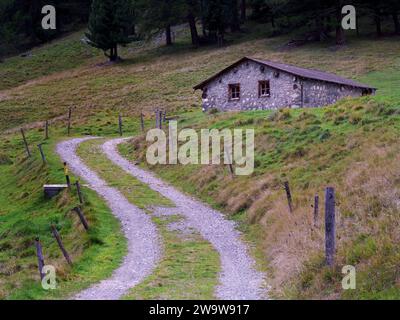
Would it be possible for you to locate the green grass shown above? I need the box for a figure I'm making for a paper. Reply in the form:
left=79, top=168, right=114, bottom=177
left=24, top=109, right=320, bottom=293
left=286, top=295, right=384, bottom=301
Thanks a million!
left=119, top=96, right=400, bottom=299
left=1, top=20, right=400, bottom=300
left=77, top=139, right=220, bottom=299
left=0, top=133, right=126, bottom=299
left=0, top=33, right=99, bottom=91
left=125, top=214, right=220, bottom=300
left=1, top=24, right=400, bottom=133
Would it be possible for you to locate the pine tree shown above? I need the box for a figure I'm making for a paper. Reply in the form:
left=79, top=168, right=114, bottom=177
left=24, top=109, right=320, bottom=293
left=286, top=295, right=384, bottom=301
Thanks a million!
left=135, top=0, right=185, bottom=46
left=86, top=0, right=134, bottom=61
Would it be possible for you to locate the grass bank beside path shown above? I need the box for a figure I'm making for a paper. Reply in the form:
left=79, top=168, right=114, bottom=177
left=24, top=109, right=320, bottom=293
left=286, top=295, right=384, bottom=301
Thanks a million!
left=77, top=139, right=220, bottom=300
left=0, top=133, right=126, bottom=299
left=119, top=96, right=400, bottom=299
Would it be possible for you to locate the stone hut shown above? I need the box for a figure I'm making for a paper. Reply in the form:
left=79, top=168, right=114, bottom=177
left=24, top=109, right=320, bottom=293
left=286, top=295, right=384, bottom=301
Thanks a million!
left=193, top=57, right=376, bottom=112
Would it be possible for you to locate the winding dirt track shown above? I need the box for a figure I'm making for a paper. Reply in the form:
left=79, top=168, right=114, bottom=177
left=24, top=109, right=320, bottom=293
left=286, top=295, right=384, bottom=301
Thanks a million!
left=57, top=137, right=266, bottom=300
left=102, top=138, right=266, bottom=300
left=57, top=138, right=161, bottom=300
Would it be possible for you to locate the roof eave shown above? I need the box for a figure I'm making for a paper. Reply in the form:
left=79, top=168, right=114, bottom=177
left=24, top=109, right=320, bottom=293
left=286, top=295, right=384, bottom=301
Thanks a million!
left=193, top=56, right=376, bottom=91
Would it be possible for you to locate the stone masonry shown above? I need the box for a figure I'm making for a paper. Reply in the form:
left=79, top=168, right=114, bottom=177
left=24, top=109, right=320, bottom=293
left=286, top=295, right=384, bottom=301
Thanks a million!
left=194, top=58, right=375, bottom=112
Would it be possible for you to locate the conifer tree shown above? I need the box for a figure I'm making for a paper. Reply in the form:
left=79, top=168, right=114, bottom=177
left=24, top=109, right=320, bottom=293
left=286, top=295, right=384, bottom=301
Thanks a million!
left=86, top=0, right=134, bottom=61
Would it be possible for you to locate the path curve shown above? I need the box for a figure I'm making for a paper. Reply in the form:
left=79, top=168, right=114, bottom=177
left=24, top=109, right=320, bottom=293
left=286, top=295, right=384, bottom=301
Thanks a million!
left=57, top=138, right=161, bottom=300
left=103, top=138, right=267, bottom=300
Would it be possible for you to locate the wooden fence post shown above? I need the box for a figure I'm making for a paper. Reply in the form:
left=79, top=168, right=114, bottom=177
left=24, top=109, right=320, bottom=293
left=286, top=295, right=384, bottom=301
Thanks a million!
left=67, top=107, right=72, bottom=136
left=313, top=194, right=319, bottom=226
left=20, top=128, right=31, bottom=158
left=75, top=180, right=84, bottom=204
left=325, top=187, right=335, bottom=266
left=73, top=207, right=89, bottom=230
left=64, top=162, right=71, bottom=190
left=284, top=181, right=293, bottom=214
left=51, top=225, right=72, bottom=265
left=224, top=149, right=234, bottom=177
left=118, top=113, right=123, bottom=136
left=37, top=144, right=46, bottom=164
left=155, top=109, right=159, bottom=128
left=159, top=110, right=163, bottom=129
left=162, top=111, right=166, bottom=123
left=35, top=238, right=45, bottom=280
left=45, top=120, right=49, bottom=140
left=140, top=112, right=145, bottom=132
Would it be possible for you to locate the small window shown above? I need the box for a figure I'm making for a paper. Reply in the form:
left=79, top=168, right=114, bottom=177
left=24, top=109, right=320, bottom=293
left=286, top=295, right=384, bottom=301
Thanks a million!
left=229, top=84, right=240, bottom=100
left=259, top=80, right=270, bottom=97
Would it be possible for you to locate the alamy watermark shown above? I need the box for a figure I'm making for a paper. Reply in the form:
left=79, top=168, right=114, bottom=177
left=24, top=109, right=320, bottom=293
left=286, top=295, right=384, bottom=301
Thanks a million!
left=41, top=5, right=56, bottom=30
left=146, top=121, right=255, bottom=176
left=342, top=5, right=357, bottom=30
left=341, top=265, right=356, bottom=290
left=41, top=265, right=57, bottom=290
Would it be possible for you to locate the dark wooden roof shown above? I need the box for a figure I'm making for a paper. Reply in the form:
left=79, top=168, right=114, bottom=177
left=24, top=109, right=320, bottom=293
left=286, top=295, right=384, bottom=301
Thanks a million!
left=193, top=57, right=376, bottom=90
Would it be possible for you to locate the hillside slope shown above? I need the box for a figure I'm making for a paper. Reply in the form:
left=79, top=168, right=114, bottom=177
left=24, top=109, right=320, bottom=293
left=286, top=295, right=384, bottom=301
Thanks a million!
left=0, top=23, right=399, bottom=299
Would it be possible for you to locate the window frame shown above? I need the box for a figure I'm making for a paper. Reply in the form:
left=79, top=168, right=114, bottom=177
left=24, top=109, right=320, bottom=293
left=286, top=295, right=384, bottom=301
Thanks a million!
left=228, top=83, right=241, bottom=101
left=258, top=80, right=271, bottom=98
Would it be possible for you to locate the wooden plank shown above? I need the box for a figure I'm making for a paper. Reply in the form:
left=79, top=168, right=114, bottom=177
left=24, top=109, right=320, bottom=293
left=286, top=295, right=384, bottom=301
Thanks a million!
left=64, top=162, right=71, bottom=190
left=75, top=180, right=84, bottom=204
left=44, top=184, right=68, bottom=199
left=73, top=207, right=89, bottom=230
left=37, top=143, right=46, bottom=164
left=67, top=107, right=72, bottom=136
left=35, top=238, right=45, bottom=280
left=284, top=181, right=293, bottom=213
left=118, top=113, right=123, bottom=136
left=45, top=120, right=49, bottom=140
left=20, top=128, right=31, bottom=158
left=325, top=187, right=335, bottom=266
left=140, top=112, right=145, bottom=132
left=51, top=225, right=72, bottom=265
left=313, top=194, right=319, bottom=226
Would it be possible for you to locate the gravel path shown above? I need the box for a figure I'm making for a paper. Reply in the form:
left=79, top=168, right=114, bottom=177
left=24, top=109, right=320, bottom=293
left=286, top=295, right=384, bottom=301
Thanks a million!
left=102, top=138, right=267, bottom=300
left=56, top=138, right=161, bottom=300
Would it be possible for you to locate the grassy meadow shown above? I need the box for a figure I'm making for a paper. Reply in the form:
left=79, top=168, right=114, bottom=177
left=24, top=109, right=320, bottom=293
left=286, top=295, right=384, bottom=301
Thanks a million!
left=0, top=21, right=399, bottom=299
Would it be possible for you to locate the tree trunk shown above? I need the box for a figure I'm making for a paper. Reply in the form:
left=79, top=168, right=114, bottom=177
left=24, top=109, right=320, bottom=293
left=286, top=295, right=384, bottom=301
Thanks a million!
left=393, top=12, right=400, bottom=35
left=240, top=0, right=246, bottom=22
left=335, top=5, right=345, bottom=45
left=108, top=47, right=114, bottom=62
left=166, top=25, right=172, bottom=46
left=316, top=16, right=323, bottom=41
left=252, top=3, right=261, bottom=20
left=230, top=0, right=241, bottom=32
left=202, top=19, right=207, bottom=38
left=271, top=13, right=275, bottom=29
left=114, top=45, right=118, bottom=61
left=109, top=45, right=118, bottom=62
left=375, top=8, right=382, bottom=37
left=188, top=12, right=200, bottom=47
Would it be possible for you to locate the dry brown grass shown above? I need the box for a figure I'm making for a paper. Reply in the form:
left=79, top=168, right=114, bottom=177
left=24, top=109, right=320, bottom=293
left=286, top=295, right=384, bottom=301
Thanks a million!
left=1, top=28, right=400, bottom=132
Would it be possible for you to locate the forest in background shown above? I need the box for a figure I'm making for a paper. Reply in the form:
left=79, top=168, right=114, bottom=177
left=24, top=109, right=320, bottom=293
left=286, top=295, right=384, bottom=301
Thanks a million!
left=1, top=0, right=400, bottom=60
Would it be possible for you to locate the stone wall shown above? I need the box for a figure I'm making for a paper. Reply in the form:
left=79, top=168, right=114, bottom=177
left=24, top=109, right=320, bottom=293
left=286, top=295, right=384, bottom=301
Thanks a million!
left=200, top=60, right=366, bottom=111
left=302, top=79, right=364, bottom=107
